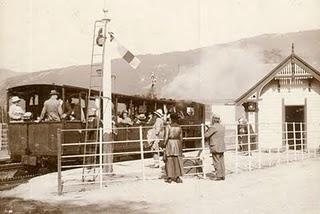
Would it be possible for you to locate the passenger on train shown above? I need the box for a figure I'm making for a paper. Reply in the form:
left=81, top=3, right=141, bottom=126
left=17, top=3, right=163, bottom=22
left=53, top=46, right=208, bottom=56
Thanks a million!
left=146, top=112, right=156, bottom=125
left=38, top=90, right=63, bottom=122
left=83, top=108, right=102, bottom=166
left=117, top=110, right=133, bottom=126
left=133, top=113, right=147, bottom=125
left=87, top=108, right=102, bottom=139
left=8, top=96, right=25, bottom=121
left=64, top=97, right=85, bottom=122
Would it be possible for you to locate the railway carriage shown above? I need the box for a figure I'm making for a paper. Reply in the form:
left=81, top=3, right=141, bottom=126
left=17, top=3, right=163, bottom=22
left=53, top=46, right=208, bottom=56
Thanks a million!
left=6, top=84, right=205, bottom=168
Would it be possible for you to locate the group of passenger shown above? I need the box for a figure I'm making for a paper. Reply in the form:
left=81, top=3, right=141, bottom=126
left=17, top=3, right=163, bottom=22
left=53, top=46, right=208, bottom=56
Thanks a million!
left=144, top=108, right=226, bottom=183
left=117, top=109, right=159, bottom=127
left=9, top=90, right=87, bottom=122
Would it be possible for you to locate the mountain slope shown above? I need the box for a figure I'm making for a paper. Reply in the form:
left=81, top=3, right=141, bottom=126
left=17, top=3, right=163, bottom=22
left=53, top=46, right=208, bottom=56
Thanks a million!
left=1, top=29, right=320, bottom=104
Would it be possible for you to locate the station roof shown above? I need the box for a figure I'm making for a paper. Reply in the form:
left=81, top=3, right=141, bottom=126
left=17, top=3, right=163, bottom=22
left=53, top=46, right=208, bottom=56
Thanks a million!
left=235, top=45, right=320, bottom=105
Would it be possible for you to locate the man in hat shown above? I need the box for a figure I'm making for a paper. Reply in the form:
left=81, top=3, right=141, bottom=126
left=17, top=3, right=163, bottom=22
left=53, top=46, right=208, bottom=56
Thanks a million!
left=9, top=96, right=25, bottom=121
left=204, top=114, right=226, bottom=181
left=38, top=90, right=63, bottom=122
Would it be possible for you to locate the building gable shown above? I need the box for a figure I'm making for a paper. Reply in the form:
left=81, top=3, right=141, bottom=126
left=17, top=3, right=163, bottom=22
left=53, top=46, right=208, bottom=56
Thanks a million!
left=235, top=45, right=320, bottom=105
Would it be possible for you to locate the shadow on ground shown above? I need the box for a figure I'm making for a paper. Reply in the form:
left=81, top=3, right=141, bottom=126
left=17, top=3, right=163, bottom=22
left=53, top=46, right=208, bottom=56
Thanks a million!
left=0, top=197, right=153, bottom=214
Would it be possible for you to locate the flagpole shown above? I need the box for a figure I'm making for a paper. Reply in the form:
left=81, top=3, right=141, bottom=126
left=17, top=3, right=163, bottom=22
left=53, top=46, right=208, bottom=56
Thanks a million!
left=102, top=9, right=113, bottom=173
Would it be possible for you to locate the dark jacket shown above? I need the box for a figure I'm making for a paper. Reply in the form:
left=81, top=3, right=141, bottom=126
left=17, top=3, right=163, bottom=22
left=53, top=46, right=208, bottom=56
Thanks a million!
left=204, top=123, right=226, bottom=153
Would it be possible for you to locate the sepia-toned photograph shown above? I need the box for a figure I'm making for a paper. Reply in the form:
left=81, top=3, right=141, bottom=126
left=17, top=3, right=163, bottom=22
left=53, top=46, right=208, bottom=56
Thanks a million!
left=0, top=0, right=319, bottom=213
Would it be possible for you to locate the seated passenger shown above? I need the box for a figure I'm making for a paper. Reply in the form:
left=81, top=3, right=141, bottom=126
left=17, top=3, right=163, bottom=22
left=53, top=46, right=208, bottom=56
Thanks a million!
left=133, top=114, right=147, bottom=125
left=38, top=90, right=63, bottom=122
left=118, top=110, right=133, bottom=126
left=64, top=98, right=85, bottom=122
left=63, top=97, right=73, bottom=118
left=9, top=96, right=25, bottom=121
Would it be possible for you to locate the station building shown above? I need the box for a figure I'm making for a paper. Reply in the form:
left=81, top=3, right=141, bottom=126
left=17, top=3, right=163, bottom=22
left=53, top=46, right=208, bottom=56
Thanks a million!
left=213, top=45, right=320, bottom=150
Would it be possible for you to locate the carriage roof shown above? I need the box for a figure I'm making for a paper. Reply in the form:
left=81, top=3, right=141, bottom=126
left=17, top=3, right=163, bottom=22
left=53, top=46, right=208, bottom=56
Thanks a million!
left=6, top=83, right=185, bottom=105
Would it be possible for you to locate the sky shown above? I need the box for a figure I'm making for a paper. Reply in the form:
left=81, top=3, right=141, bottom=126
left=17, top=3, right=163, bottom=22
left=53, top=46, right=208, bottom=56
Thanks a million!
left=0, top=0, right=319, bottom=73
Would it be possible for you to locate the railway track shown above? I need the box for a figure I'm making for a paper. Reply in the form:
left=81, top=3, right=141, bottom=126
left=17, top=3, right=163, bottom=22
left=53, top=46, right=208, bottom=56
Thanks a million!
left=0, top=173, right=42, bottom=191
left=0, top=162, right=43, bottom=188
left=0, top=162, right=24, bottom=171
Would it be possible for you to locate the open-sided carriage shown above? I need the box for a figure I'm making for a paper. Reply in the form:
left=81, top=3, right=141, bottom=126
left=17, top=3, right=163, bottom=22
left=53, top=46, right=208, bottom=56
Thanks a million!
left=6, top=83, right=205, bottom=168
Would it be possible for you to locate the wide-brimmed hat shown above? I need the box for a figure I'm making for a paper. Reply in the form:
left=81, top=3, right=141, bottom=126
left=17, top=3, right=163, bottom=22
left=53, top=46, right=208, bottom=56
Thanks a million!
left=212, top=113, right=220, bottom=122
left=136, top=114, right=146, bottom=120
left=11, top=96, right=21, bottom=103
left=88, top=108, right=97, bottom=117
left=121, top=109, right=129, bottom=115
left=154, top=109, right=163, bottom=118
left=49, top=90, right=59, bottom=95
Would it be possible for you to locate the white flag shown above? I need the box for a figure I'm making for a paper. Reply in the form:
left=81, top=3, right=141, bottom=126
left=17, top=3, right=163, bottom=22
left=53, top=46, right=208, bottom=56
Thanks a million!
left=116, top=42, right=141, bottom=69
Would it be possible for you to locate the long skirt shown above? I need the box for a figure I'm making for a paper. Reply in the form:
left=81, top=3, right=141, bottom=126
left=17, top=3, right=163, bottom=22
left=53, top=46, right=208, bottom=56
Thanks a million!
left=165, top=156, right=184, bottom=178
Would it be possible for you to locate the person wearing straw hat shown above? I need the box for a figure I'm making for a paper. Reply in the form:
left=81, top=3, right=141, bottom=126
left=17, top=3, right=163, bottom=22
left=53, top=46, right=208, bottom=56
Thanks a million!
left=38, top=90, right=63, bottom=122
left=9, top=96, right=25, bottom=121
left=204, top=114, right=226, bottom=181
left=147, top=109, right=165, bottom=168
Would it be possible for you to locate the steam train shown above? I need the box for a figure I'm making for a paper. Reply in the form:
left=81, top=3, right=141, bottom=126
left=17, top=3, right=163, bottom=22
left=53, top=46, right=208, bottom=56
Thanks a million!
left=6, top=84, right=205, bottom=168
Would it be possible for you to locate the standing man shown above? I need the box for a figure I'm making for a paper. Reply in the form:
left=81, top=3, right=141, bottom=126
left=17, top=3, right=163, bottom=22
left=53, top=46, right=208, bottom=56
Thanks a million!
left=205, top=114, right=226, bottom=181
left=38, top=90, right=63, bottom=122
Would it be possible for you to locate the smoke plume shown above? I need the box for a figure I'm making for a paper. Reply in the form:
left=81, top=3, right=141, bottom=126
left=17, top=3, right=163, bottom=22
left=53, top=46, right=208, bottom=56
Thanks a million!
left=160, top=46, right=273, bottom=102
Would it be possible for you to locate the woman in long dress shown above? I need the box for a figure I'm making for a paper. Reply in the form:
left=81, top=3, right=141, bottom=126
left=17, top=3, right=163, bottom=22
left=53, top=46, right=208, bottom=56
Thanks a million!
left=163, top=113, right=184, bottom=183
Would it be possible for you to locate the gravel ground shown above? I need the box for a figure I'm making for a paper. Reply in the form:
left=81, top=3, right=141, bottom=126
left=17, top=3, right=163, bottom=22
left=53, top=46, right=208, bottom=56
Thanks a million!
left=1, top=157, right=319, bottom=214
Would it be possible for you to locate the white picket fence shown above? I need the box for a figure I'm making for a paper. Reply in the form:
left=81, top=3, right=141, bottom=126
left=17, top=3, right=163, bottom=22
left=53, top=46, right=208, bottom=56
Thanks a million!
left=57, top=122, right=320, bottom=195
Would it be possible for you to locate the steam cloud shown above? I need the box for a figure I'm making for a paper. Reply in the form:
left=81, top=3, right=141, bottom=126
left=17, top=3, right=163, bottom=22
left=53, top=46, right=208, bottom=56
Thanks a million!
left=161, top=47, right=274, bottom=102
